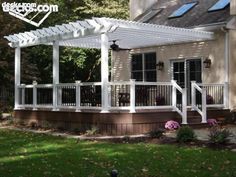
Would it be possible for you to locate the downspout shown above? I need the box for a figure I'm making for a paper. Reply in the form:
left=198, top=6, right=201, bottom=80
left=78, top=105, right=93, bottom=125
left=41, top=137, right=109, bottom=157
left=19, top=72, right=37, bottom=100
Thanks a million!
left=221, top=27, right=229, bottom=108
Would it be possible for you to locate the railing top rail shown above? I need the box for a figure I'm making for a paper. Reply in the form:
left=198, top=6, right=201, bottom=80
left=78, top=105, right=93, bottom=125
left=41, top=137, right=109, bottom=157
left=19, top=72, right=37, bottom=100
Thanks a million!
left=171, top=81, right=183, bottom=92
left=81, top=82, right=102, bottom=86
left=56, top=82, right=102, bottom=86
left=57, top=83, right=76, bottom=87
left=135, top=81, right=172, bottom=86
left=193, top=83, right=202, bottom=93
left=109, top=81, right=131, bottom=85
left=18, top=85, right=33, bottom=88
left=197, top=83, right=224, bottom=86
left=36, top=84, right=53, bottom=88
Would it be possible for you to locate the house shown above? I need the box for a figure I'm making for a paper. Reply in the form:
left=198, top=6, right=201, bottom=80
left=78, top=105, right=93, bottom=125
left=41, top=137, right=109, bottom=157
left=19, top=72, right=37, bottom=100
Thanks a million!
left=3, top=0, right=236, bottom=135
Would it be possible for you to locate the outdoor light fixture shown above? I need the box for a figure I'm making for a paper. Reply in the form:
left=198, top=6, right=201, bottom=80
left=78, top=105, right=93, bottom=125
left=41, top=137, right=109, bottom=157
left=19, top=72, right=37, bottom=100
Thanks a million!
left=156, top=61, right=164, bottom=70
left=203, top=57, right=211, bottom=68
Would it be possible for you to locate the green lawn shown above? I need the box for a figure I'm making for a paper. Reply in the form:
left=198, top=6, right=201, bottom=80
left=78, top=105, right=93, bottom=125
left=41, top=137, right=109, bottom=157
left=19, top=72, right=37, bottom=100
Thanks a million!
left=0, top=129, right=236, bottom=177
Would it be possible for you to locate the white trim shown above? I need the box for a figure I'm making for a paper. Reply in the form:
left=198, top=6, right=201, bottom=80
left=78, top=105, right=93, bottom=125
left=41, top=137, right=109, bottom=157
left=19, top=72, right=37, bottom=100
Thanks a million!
left=14, top=47, right=21, bottom=110
left=101, top=33, right=109, bottom=113
left=130, top=79, right=136, bottom=113
left=52, top=41, right=59, bottom=111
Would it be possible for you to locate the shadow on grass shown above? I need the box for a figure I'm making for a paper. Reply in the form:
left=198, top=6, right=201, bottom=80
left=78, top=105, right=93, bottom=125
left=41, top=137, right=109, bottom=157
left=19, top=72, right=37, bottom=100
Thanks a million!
left=0, top=129, right=236, bottom=177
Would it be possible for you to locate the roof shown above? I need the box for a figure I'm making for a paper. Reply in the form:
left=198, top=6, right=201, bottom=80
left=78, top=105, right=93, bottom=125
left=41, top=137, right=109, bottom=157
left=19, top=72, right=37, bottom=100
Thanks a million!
left=4, top=17, right=214, bottom=49
left=135, top=0, right=231, bottom=28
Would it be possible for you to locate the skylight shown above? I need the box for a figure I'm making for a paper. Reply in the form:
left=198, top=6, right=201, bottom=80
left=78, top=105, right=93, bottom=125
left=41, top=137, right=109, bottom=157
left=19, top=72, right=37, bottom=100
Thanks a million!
left=138, top=9, right=162, bottom=23
left=169, top=2, right=197, bottom=18
left=208, top=0, right=230, bottom=12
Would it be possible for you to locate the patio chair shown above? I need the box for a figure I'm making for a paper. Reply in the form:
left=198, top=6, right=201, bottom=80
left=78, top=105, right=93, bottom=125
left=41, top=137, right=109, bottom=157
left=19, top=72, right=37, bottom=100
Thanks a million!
left=118, top=92, right=130, bottom=106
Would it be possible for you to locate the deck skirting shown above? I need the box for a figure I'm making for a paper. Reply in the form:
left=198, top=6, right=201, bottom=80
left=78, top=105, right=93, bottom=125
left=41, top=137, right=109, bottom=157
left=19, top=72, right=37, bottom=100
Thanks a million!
left=13, top=109, right=230, bottom=135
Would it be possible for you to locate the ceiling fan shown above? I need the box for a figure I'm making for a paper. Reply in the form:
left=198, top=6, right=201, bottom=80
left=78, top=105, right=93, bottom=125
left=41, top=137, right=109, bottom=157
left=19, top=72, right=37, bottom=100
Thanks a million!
left=109, top=40, right=130, bottom=52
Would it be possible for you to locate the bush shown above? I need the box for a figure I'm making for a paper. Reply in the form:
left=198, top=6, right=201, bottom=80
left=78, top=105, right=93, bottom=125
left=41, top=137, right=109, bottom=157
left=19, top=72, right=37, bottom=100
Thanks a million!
left=29, top=121, right=39, bottom=129
left=165, top=120, right=180, bottom=130
left=208, top=126, right=232, bottom=144
left=85, top=126, right=98, bottom=136
left=148, top=129, right=165, bottom=138
left=176, top=126, right=195, bottom=143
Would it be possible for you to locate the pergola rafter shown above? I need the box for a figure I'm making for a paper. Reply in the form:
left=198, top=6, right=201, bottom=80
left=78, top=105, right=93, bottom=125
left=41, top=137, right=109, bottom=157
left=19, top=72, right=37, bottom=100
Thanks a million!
left=4, top=17, right=214, bottom=49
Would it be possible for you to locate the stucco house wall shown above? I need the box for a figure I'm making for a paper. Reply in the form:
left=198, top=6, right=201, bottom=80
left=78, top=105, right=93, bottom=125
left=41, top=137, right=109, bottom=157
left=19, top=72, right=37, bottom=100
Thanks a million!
left=111, top=31, right=226, bottom=84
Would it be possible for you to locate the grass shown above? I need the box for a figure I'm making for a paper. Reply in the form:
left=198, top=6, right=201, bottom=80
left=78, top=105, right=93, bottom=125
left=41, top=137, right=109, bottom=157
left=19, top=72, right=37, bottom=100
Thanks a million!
left=0, top=129, right=236, bottom=177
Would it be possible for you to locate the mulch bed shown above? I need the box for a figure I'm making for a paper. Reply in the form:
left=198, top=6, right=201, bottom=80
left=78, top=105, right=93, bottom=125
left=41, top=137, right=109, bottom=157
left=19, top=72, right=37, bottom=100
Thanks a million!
left=1, top=119, right=236, bottom=150
left=102, top=135, right=236, bottom=150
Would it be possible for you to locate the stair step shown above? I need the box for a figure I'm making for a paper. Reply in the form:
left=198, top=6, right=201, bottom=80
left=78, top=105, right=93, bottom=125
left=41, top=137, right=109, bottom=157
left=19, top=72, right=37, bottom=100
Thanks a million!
left=188, top=123, right=209, bottom=128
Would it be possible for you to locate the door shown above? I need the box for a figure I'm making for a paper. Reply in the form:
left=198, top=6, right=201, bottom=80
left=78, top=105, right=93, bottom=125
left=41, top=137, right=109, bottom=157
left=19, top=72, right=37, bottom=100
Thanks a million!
left=172, top=59, right=202, bottom=105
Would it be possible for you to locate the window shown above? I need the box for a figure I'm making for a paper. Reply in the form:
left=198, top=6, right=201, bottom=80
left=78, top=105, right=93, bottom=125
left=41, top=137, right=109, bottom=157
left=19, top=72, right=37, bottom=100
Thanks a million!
left=208, top=0, right=230, bottom=12
left=131, top=53, right=156, bottom=82
left=169, top=2, right=198, bottom=18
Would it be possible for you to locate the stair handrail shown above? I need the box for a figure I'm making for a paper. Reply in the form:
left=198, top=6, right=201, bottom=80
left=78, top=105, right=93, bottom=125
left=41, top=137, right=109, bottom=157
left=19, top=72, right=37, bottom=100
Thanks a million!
left=191, top=81, right=207, bottom=123
left=171, top=80, right=187, bottom=124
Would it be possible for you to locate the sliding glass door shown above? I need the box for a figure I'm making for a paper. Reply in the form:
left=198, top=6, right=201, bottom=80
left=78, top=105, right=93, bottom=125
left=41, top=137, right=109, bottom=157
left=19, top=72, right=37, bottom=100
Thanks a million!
left=172, top=59, right=202, bottom=105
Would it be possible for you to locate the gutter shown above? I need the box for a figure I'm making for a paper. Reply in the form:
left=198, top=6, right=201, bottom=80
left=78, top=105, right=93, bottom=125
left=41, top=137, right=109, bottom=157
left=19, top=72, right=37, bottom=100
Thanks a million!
left=192, top=22, right=227, bottom=31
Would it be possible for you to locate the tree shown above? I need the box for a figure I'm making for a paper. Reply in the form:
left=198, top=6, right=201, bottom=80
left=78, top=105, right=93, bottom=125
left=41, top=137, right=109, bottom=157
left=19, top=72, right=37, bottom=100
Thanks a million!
left=0, top=0, right=129, bottom=85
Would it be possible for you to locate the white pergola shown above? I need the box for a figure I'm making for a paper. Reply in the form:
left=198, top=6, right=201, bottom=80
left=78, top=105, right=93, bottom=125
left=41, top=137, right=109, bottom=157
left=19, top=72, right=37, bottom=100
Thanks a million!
left=4, top=17, right=214, bottom=113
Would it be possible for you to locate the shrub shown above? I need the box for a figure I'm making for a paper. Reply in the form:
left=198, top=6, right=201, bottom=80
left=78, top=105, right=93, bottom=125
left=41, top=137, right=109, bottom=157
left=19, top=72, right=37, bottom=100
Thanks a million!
left=29, top=121, right=39, bottom=128
left=207, top=119, right=218, bottom=126
left=122, top=135, right=131, bottom=142
left=165, top=120, right=180, bottom=130
left=148, top=129, right=165, bottom=138
left=85, top=126, right=98, bottom=136
left=208, top=126, right=232, bottom=144
left=176, top=126, right=195, bottom=143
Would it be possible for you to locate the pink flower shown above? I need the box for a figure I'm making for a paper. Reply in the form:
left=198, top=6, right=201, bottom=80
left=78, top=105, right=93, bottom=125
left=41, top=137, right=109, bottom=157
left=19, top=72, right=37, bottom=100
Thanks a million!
left=165, top=120, right=180, bottom=130
left=207, top=119, right=218, bottom=126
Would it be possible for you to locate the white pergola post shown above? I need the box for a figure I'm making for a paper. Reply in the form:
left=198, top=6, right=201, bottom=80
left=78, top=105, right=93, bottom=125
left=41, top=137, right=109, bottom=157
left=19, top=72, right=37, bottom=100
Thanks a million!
left=52, top=41, right=59, bottom=111
left=14, top=47, right=21, bottom=110
left=101, top=33, right=109, bottom=112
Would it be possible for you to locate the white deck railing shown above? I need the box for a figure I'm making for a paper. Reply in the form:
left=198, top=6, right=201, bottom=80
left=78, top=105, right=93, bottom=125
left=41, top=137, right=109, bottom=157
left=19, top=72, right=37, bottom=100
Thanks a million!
left=16, top=80, right=228, bottom=124
left=191, top=81, right=207, bottom=123
left=172, top=80, right=187, bottom=124
left=191, top=81, right=228, bottom=123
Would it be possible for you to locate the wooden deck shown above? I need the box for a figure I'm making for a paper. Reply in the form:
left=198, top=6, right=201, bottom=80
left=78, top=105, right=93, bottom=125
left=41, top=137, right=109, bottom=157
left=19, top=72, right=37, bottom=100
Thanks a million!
left=13, top=108, right=231, bottom=135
